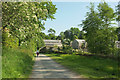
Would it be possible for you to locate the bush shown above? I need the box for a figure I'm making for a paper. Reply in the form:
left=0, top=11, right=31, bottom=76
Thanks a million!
left=58, top=47, right=61, bottom=51
left=49, top=47, right=54, bottom=52
left=2, top=31, right=19, bottom=48
left=40, top=47, right=48, bottom=53
left=62, top=45, right=73, bottom=54
left=20, top=36, right=45, bottom=52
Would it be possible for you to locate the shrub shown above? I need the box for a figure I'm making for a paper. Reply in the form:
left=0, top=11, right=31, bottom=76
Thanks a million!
left=58, top=47, right=61, bottom=51
left=40, top=47, right=48, bottom=53
left=20, top=36, right=45, bottom=52
left=2, top=31, right=19, bottom=48
left=49, top=47, right=54, bottom=52
left=62, top=45, right=73, bottom=54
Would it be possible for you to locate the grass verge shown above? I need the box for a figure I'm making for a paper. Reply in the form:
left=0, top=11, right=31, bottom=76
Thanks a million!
left=2, top=47, right=34, bottom=78
left=45, top=53, right=119, bottom=78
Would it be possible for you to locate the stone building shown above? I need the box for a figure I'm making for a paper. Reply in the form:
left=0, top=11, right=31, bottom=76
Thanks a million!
left=72, top=39, right=86, bottom=49
left=43, top=39, right=62, bottom=47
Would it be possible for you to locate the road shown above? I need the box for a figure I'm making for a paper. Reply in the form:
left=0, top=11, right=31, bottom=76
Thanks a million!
left=29, top=54, right=82, bottom=78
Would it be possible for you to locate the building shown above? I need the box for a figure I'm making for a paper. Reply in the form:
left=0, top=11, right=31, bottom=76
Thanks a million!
left=43, top=39, right=62, bottom=47
left=72, top=39, right=86, bottom=49
left=115, top=41, right=120, bottom=48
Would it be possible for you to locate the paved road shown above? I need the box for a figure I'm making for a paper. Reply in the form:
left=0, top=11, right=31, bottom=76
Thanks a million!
left=29, top=54, right=82, bottom=78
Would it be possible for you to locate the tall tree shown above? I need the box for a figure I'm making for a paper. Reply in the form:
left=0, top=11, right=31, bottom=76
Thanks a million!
left=116, top=1, right=120, bottom=41
left=64, top=27, right=84, bottom=41
left=48, top=28, right=56, bottom=34
left=64, top=30, right=71, bottom=39
left=116, top=1, right=120, bottom=22
left=48, top=28, right=56, bottom=40
left=2, top=2, right=57, bottom=48
left=57, top=32, right=65, bottom=43
left=81, top=2, right=117, bottom=55
left=98, top=2, right=116, bottom=28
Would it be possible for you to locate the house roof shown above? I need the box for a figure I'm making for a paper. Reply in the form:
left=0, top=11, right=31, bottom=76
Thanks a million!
left=75, top=39, right=85, bottom=42
left=115, top=41, right=120, bottom=43
left=43, top=39, right=62, bottom=47
left=43, top=40, right=61, bottom=43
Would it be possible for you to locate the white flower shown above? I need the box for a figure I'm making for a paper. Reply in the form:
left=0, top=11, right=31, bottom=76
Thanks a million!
left=8, top=33, right=11, bottom=37
left=19, top=29, right=21, bottom=32
left=24, top=35, right=26, bottom=38
left=39, top=8, right=42, bottom=12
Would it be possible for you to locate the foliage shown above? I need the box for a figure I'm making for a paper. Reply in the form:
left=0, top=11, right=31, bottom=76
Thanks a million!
left=48, top=28, right=56, bottom=34
left=62, top=45, right=73, bottom=54
left=116, top=27, right=120, bottom=41
left=81, top=2, right=118, bottom=55
left=57, top=32, right=65, bottom=42
left=2, top=2, right=57, bottom=48
left=98, top=2, right=116, bottom=27
left=57, top=27, right=85, bottom=46
left=48, top=34, right=56, bottom=40
left=39, top=32, right=46, bottom=39
left=2, top=29, right=19, bottom=48
left=46, top=53, right=119, bottom=78
left=2, top=47, right=34, bottom=78
left=45, top=35, right=51, bottom=39
left=58, top=47, right=61, bottom=51
left=62, top=39, right=71, bottom=45
left=81, top=42, right=86, bottom=49
left=116, top=1, right=120, bottom=21
left=64, top=27, right=85, bottom=41
left=48, top=28, right=56, bottom=40
left=40, top=47, right=48, bottom=53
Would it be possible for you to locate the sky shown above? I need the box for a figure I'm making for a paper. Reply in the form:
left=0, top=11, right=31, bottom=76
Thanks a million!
left=42, top=1, right=119, bottom=35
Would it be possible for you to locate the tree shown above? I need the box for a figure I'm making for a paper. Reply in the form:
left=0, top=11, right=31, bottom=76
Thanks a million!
left=78, top=31, right=85, bottom=39
left=48, top=28, right=56, bottom=34
left=39, top=32, right=46, bottom=39
left=81, top=2, right=117, bottom=55
left=116, top=27, right=120, bottom=41
left=116, top=1, right=120, bottom=41
left=2, top=2, right=57, bottom=49
left=64, top=27, right=84, bottom=41
left=98, top=2, right=116, bottom=28
left=64, top=30, right=71, bottom=39
left=116, top=1, right=120, bottom=21
left=48, top=28, right=56, bottom=40
left=57, top=32, right=65, bottom=42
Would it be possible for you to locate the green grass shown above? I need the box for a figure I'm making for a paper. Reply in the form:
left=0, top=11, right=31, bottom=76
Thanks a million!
left=45, top=53, right=119, bottom=78
left=2, top=47, right=34, bottom=78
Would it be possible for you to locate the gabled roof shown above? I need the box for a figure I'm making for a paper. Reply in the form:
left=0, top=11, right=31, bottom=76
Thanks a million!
left=75, top=39, right=85, bottom=42
left=43, top=39, right=62, bottom=47
left=43, top=39, right=61, bottom=43
left=115, top=41, right=120, bottom=43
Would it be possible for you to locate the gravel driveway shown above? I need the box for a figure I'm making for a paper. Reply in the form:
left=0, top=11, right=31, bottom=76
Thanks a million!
left=29, top=54, right=82, bottom=78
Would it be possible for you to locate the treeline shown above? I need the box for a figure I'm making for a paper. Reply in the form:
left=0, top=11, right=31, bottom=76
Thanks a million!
left=40, top=27, right=85, bottom=44
left=42, top=1, right=120, bottom=57
left=2, top=2, right=57, bottom=51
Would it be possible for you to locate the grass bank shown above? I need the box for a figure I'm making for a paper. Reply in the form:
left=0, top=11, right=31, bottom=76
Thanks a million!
left=45, top=53, right=119, bottom=78
left=2, top=47, right=34, bottom=78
